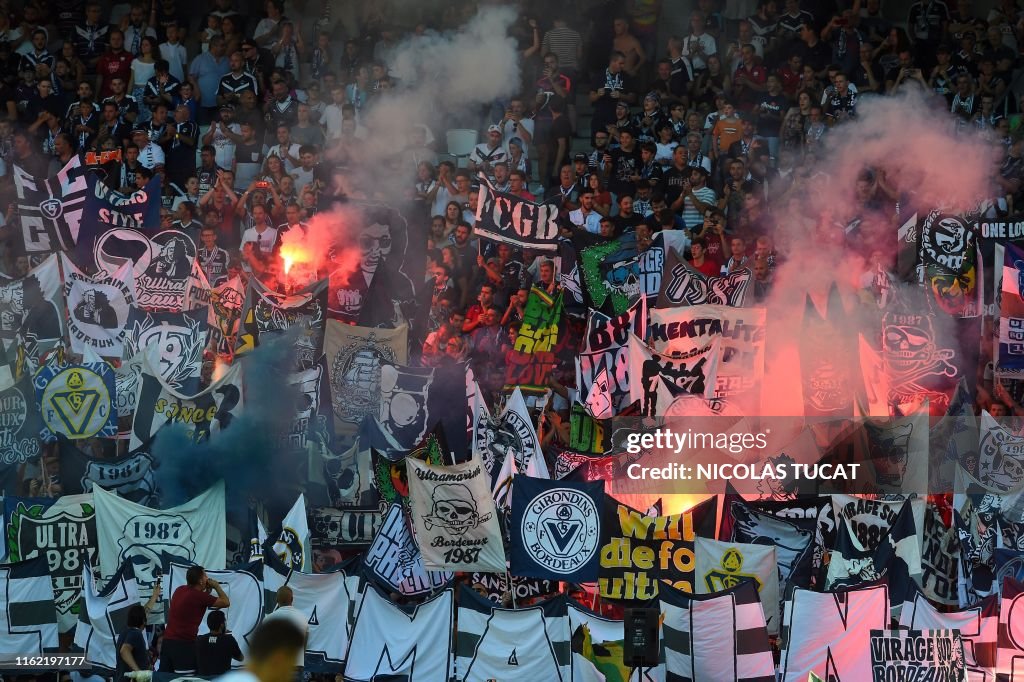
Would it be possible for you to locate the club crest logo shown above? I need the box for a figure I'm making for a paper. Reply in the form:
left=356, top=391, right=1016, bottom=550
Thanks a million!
left=274, top=527, right=304, bottom=570
left=39, top=198, right=63, bottom=219
left=521, top=487, right=599, bottom=574
left=37, top=366, right=112, bottom=438
left=703, top=547, right=762, bottom=591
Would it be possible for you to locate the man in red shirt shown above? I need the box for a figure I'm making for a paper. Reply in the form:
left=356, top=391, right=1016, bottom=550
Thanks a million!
left=690, top=238, right=722, bottom=276
left=160, top=565, right=230, bottom=673
left=96, top=29, right=133, bottom=99
left=732, top=44, right=767, bottom=109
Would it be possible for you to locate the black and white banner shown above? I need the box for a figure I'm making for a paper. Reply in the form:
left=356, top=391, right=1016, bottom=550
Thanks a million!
left=406, top=457, right=506, bottom=572
left=869, top=629, right=967, bottom=682
left=73, top=560, right=140, bottom=673
left=0, top=254, right=65, bottom=352
left=130, top=360, right=243, bottom=449
left=90, top=228, right=199, bottom=312
left=364, top=503, right=452, bottom=595
left=474, top=178, right=560, bottom=252
left=123, top=307, right=209, bottom=395
left=324, top=321, right=408, bottom=433
left=58, top=437, right=158, bottom=505
left=62, top=254, right=136, bottom=357
left=657, top=247, right=751, bottom=307
left=628, top=332, right=721, bottom=410
left=0, top=556, right=59, bottom=656
left=4, top=494, right=96, bottom=632
left=13, top=154, right=88, bottom=257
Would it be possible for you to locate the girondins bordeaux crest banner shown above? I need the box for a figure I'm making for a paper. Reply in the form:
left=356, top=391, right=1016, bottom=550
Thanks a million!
left=34, top=360, right=117, bottom=441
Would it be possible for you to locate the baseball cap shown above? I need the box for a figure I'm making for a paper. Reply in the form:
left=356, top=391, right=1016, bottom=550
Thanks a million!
left=573, top=153, right=588, bottom=162
left=241, top=38, right=257, bottom=49
left=219, top=102, right=234, bottom=111
left=487, top=124, right=502, bottom=134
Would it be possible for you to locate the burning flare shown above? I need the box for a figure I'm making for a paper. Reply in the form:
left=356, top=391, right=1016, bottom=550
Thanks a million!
left=279, top=242, right=311, bottom=276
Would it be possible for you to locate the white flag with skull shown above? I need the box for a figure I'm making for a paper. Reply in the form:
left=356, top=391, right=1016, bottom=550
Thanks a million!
left=406, top=456, right=507, bottom=572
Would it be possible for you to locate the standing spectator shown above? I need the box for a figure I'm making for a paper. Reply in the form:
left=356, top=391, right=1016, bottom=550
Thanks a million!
left=189, top=36, right=229, bottom=125
left=907, top=0, right=949, bottom=70
left=196, top=609, right=244, bottom=675
left=159, top=22, right=187, bottom=82
left=161, top=565, right=230, bottom=674
left=218, top=51, right=260, bottom=109
left=682, top=12, right=717, bottom=74
left=589, top=52, right=635, bottom=139
left=121, top=3, right=157, bottom=57
left=115, top=585, right=161, bottom=680
left=96, top=30, right=133, bottom=99
left=165, top=104, right=197, bottom=186
left=263, top=586, right=307, bottom=676
left=73, top=2, right=109, bottom=71
left=541, top=14, right=582, bottom=83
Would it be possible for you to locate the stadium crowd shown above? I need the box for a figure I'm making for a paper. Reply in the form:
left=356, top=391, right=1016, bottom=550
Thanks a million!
left=0, top=0, right=1021, bottom=676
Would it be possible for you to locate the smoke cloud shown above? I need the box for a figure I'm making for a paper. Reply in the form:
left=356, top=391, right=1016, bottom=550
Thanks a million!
left=757, top=88, right=998, bottom=417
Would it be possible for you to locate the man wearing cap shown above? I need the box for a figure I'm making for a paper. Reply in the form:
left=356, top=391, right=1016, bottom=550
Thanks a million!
left=132, top=126, right=165, bottom=169
left=203, top=103, right=243, bottom=171
left=469, top=125, right=508, bottom=178
left=218, top=51, right=260, bottom=109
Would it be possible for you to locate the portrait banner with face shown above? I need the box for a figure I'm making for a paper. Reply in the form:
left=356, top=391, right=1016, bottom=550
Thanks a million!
left=474, top=177, right=560, bottom=252
left=327, top=204, right=415, bottom=325
left=123, top=307, right=209, bottom=396
left=324, top=321, right=409, bottom=435
left=656, top=247, right=752, bottom=307
left=998, top=242, right=1024, bottom=379
left=236, top=277, right=327, bottom=359
left=62, top=254, right=137, bottom=357
left=93, top=482, right=225, bottom=625
left=406, top=457, right=506, bottom=572
left=0, top=254, right=65, bottom=354
left=13, top=154, right=88, bottom=258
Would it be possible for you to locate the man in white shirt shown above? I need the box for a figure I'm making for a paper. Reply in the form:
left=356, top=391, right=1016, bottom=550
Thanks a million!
left=320, top=85, right=345, bottom=139
left=499, top=97, right=534, bottom=149
left=263, top=586, right=307, bottom=672
left=265, top=125, right=301, bottom=173
left=469, top=125, right=507, bottom=177
left=240, top=204, right=278, bottom=257
left=569, top=189, right=602, bottom=234
left=131, top=127, right=164, bottom=169
left=682, top=11, right=717, bottom=73
left=159, top=22, right=188, bottom=82
left=202, top=103, right=242, bottom=170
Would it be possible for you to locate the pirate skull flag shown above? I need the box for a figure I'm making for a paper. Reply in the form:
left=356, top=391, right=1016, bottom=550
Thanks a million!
left=882, top=307, right=960, bottom=411
left=406, top=456, right=506, bottom=572
left=12, top=154, right=88, bottom=258
left=34, top=359, right=117, bottom=441
left=580, top=232, right=645, bottom=314
left=0, top=254, right=65, bottom=354
left=657, top=246, right=752, bottom=307
left=123, top=307, right=209, bottom=396
left=62, top=254, right=136, bottom=357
